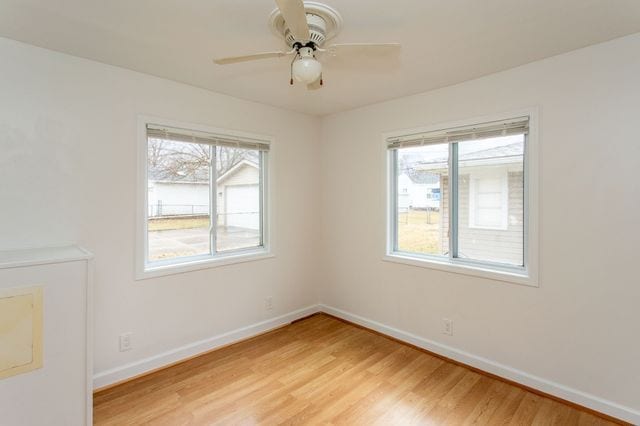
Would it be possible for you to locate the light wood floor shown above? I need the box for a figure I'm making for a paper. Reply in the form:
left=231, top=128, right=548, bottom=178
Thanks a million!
left=94, top=314, right=620, bottom=425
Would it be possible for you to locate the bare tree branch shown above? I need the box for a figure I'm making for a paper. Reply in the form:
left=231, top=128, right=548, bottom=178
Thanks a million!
left=148, top=140, right=258, bottom=182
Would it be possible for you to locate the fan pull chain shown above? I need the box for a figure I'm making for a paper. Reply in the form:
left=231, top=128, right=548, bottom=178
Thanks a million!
left=289, top=52, right=299, bottom=85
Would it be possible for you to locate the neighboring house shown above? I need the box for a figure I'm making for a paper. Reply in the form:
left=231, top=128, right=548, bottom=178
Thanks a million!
left=147, top=168, right=209, bottom=217
left=397, top=172, right=441, bottom=210
left=148, top=159, right=260, bottom=230
left=415, top=141, right=524, bottom=265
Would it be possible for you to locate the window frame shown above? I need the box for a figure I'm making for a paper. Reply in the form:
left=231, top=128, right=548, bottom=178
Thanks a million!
left=383, top=109, right=539, bottom=287
left=136, top=116, right=273, bottom=280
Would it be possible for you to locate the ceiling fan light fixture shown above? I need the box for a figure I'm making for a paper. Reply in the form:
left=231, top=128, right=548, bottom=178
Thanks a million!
left=292, top=48, right=322, bottom=84
left=212, top=1, right=401, bottom=91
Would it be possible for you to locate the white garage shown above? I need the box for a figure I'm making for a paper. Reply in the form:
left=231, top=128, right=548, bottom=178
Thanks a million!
left=224, top=184, right=260, bottom=229
left=216, top=160, right=261, bottom=230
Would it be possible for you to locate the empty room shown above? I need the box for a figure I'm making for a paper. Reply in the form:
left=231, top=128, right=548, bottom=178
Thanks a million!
left=0, top=0, right=639, bottom=424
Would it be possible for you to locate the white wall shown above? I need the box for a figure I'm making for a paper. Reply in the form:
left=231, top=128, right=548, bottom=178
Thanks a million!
left=0, top=37, right=321, bottom=378
left=319, top=33, right=640, bottom=417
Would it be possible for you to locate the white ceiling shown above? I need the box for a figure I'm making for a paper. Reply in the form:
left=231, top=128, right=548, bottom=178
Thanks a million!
left=1, top=0, right=639, bottom=116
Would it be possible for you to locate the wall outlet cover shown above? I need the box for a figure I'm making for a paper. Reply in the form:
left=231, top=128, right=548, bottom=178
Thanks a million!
left=442, top=318, right=453, bottom=336
left=119, top=333, right=133, bottom=352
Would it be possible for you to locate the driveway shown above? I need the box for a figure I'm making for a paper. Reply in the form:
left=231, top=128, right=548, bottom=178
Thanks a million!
left=148, top=226, right=260, bottom=260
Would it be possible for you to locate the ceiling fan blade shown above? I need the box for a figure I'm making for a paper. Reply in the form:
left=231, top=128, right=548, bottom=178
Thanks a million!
left=322, top=43, right=401, bottom=56
left=213, top=50, right=294, bottom=65
left=307, top=77, right=322, bottom=90
left=275, top=0, right=310, bottom=41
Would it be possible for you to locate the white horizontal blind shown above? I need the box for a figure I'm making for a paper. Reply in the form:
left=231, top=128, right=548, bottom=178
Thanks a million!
left=387, top=117, right=529, bottom=149
left=147, top=124, right=270, bottom=151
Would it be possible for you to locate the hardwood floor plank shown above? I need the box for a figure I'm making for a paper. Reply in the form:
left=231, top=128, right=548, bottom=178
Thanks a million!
left=93, top=314, right=623, bottom=425
left=485, top=386, right=528, bottom=425
left=444, top=376, right=495, bottom=424
left=511, top=393, right=545, bottom=424
left=460, top=381, right=514, bottom=425
left=419, top=370, right=483, bottom=424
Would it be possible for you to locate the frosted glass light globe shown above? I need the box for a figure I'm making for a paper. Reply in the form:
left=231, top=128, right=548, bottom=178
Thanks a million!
left=292, top=56, right=322, bottom=84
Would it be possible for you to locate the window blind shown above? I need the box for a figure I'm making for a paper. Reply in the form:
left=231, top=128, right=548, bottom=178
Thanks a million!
left=387, top=117, right=529, bottom=149
left=147, top=124, right=270, bottom=151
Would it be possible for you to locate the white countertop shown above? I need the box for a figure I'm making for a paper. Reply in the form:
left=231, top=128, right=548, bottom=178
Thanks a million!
left=0, top=245, right=93, bottom=269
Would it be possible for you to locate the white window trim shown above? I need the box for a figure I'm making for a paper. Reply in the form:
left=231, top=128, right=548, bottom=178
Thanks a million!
left=383, top=108, right=539, bottom=287
left=135, top=115, right=273, bottom=280
left=468, top=169, right=509, bottom=230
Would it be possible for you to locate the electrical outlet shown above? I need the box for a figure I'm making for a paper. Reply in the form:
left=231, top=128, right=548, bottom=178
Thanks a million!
left=265, top=296, right=273, bottom=311
left=442, top=318, right=453, bottom=336
left=119, top=332, right=133, bottom=352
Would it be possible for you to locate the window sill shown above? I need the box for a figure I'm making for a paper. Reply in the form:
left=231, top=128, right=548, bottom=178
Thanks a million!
left=137, top=249, right=274, bottom=280
left=383, top=253, right=537, bottom=287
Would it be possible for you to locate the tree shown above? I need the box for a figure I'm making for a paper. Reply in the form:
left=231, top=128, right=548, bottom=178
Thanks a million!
left=148, top=139, right=257, bottom=181
left=216, top=146, right=257, bottom=176
left=147, top=139, right=166, bottom=169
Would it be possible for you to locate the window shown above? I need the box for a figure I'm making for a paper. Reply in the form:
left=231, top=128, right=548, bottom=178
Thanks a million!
left=387, top=115, right=536, bottom=284
left=138, top=119, right=270, bottom=278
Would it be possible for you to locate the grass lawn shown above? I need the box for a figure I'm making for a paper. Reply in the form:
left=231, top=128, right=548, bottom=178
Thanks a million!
left=148, top=212, right=444, bottom=255
left=397, top=209, right=444, bottom=255
left=148, top=216, right=210, bottom=231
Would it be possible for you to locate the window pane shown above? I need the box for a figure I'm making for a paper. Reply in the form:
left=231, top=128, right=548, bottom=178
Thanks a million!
left=216, top=146, right=262, bottom=252
left=457, top=135, right=524, bottom=266
left=147, top=139, right=211, bottom=261
left=396, top=144, right=449, bottom=256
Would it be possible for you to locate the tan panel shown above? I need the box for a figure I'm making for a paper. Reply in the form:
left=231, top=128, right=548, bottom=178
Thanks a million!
left=0, top=286, right=43, bottom=379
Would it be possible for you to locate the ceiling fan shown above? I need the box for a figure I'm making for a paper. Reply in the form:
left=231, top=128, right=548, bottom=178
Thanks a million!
left=213, top=0, right=400, bottom=90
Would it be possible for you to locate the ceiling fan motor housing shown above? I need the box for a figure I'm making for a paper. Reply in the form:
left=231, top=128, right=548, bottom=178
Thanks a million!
left=285, top=14, right=326, bottom=47
left=269, top=1, right=343, bottom=48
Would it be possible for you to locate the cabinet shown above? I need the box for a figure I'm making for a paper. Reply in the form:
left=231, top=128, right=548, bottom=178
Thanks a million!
left=0, top=246, right=93, bottom=426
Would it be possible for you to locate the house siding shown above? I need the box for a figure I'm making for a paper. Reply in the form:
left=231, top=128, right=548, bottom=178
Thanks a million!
left=440, top=170, right=524, bottom=265
left=148, top=181, right=209, bottom=217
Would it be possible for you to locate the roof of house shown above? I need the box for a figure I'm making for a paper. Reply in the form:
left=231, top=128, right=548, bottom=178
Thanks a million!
left=405, top=170, right=440, bottom=184
left=148, top=168, right=208, bottom=183
left=460, top=142, right=523, bottom=162
left=416, top=141, right=523, bottom=172
left=216, top=160, right=258, bottom=185
left=149, top=159, right=259, bottom=184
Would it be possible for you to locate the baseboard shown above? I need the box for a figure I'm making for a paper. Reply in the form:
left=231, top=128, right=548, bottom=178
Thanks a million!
left=319, top=304, right=639, bottom=425
left=93, top=304, right=320, bottom=391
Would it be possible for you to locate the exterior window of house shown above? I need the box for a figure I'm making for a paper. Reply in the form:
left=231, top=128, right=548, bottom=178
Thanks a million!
left=139, top=121, right=270, bottom=277
left=468, top=170, right=509, bottom=230
left=387, top=115, right=534, bottom=283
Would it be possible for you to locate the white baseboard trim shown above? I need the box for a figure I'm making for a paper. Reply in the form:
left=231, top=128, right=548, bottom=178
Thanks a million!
left=93, top=304, right=320, bottom=390
left=319, top=304, right=639, bottom=425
